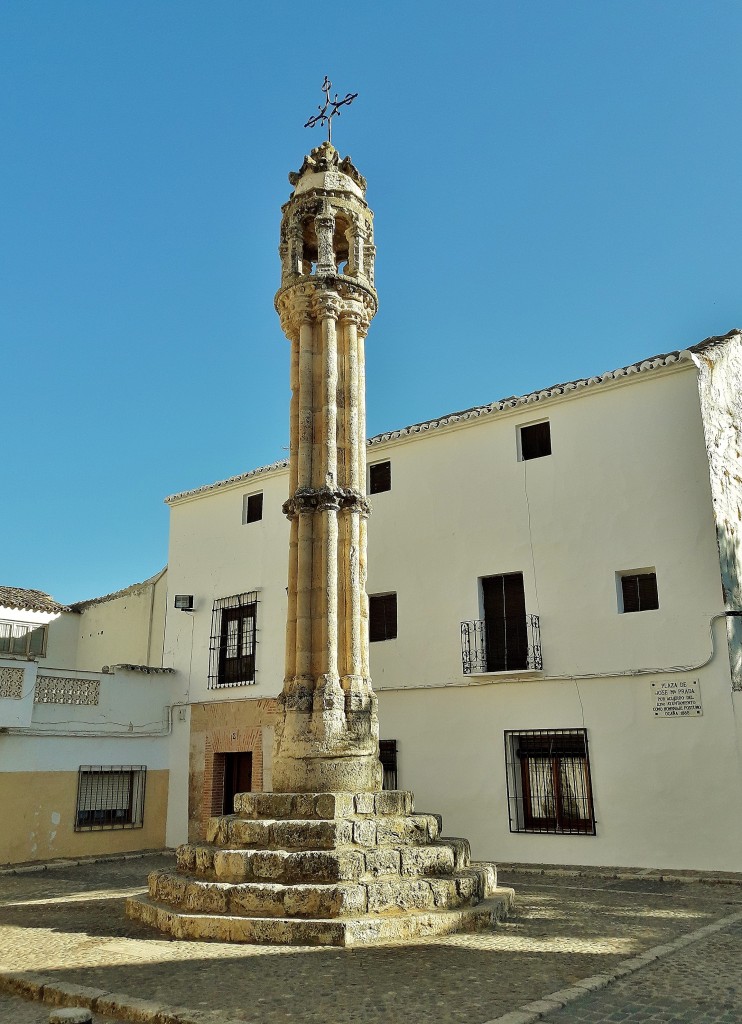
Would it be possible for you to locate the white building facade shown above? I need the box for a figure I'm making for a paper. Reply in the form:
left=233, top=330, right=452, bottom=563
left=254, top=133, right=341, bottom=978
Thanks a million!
left=0, top=573, right=181, bottom=864
left=163, top=331, right=742, bottom=873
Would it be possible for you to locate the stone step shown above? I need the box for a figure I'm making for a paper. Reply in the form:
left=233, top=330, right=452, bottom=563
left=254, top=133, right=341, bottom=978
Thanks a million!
left=177, top=837, right=472, bottom=884
left=232, top=790, right=415, bottom=820
left=126, top=888, right=515, bottom=946
left=148, top=865, right=496, bottom=919
left=205, top=812, right=440, bottom=851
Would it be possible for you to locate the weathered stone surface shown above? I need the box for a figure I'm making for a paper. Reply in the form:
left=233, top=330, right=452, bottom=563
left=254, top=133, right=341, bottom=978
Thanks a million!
left=48, top=1010, right=93, bottom=1024
left=210, top=847, right=366, bottom=884
left=400, top=843, right=456, bottom=877
left=125, top=890, right=515, bottom=946
left=229, top=883, right=286, bottom=918
left=366, top=879, right=434, bottom=914
left=353, top=818, right=377, bottom=847
left=472, top=859, right=498, bottom=894
left=375, top=814, right=437, bottom=846
left=176, top=844, right=197, bottom=872
left=315, top=792, right=355, bottom=819
left=354, top=793, right=375, bottom=814
left=205, top=816, right=232, bottom=845
left=363, top=848, right=402, bottom=878
left=374, top=791, right=413, bottom=815
left=227, top=818, right=273, bottom=848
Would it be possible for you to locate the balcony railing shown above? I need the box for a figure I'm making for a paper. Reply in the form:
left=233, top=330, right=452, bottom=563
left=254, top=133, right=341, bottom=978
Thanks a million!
left=461, top=615, right=542, bottom=674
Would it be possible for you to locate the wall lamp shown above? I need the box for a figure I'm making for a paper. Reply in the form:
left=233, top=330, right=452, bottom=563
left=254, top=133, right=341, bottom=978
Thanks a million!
left=174, top=595, right=194, bottom=612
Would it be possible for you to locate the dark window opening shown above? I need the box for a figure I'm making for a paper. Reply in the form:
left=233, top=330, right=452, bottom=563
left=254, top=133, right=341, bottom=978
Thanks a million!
left=379, top=740, right=398, bottom=790
left=75, top=765, right=146, bottom=831
left=369, top=593, right=397, bottom=642
left=209, top=593, right=258, bottom=688
left=520, top=421, right=551, bottom=461
left=482, top=573, right=528, bottom=671
left=505, top=730, right=595, bottom=835
left=243, top=492, right=263, bottom=524
left=369, top=461, right=392, bottom=494
left=620, top=571, right=659, bottom=613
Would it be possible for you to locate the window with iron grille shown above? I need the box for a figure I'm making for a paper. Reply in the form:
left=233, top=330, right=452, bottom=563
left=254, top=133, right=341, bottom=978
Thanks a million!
left=618, top=570, right=659, bottom=613
left=208, top=592, right=258, bottom=688
left=369, top=460, right=391, bottom=494
left=242, top=492, right=263, bottom=524
left=369, top=592, right=397, bottom=642
left=75, top=765, right=146, bottom=830
left=519, top=421, right=551, bottom=461
left=504, top=729, right=596, bottom=835
left=0, top=621, right=47, bottom=658
left=379, top=740, right=398, bottom=790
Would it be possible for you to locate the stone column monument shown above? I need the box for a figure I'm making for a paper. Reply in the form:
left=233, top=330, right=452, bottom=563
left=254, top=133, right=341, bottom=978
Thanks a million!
left=126, top=138, right=513, bottom=946
left=272, top=139, right=381, bottom=796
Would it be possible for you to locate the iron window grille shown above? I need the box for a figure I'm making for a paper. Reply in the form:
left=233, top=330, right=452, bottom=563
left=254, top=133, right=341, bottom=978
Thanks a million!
left=208, top=592, right=258, bottom=688
left=369, top=593, right=397, bottom=642
left=619, top=571, right=659, bottom=613
left=461, top=615, right=542, bottom=673
left=504, top=729, right=596, bottom=835
left=369, top=460, right=392, bottom=494
left=0, top=621, right=47, bottom=658
left=75, top=765, right=146, bottom=831
left=243, top=492, right=263, bottom=524
left=379, top=739, right=398, bottom=790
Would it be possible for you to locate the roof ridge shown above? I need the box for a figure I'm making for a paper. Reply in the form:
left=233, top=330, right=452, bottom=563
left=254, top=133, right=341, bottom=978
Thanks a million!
left=69, top=567, right=167, bottom=610
left=165, top=329, right=741, bottom=504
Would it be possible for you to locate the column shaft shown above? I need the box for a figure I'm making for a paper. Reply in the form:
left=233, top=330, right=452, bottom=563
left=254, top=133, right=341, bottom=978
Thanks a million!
left=284, top=517, right=298, bottom=680
left=296, top=512, right=313, bottom=678
left=297, top=322, right=313, bottom=489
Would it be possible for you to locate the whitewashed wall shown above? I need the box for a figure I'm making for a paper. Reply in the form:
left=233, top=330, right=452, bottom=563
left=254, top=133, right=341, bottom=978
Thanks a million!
left=164, top=356, right=742, bottom=870
left=0, top=667, right=182, bottom=772
left=73, top=571, right=167, bottom=671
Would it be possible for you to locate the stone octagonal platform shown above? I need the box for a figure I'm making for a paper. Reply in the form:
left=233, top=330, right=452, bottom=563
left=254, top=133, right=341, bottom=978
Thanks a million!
left=126, top=790, right=514, bottom=946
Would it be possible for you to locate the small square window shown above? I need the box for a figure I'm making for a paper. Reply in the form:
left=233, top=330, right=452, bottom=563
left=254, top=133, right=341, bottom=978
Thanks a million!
left=618, top=570, right=659, bottom=613
left=369, top=461, right=391, bottom=494
left=369, top=592, right=397, bottom=642
left=519, top=421, right=551, bottom=461
left=243, top=492, right=263, bottom=524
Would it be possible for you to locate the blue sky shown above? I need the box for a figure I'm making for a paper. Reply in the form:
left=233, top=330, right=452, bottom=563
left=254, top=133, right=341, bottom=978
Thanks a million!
left=3, top=1, right=740, bottom=603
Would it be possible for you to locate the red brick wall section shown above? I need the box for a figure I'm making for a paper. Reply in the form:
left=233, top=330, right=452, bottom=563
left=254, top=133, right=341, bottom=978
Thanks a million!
left=189, top=698, right=278, bottom=840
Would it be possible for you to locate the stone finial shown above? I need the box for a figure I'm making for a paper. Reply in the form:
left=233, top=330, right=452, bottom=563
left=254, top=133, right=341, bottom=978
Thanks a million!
left=289, top=142, right=367, bottom=191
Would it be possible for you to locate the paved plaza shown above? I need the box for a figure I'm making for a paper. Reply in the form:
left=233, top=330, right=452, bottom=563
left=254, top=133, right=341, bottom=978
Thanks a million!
left=0, top=853, right=741, bottom=1024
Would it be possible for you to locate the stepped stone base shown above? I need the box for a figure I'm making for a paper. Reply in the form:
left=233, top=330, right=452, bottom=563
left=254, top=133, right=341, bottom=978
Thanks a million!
left=126, top=790, right=514, bottom=947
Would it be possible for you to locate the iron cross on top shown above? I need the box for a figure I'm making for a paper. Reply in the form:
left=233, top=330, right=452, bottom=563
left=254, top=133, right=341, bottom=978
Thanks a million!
left=304, top=76, right=358, bottom=145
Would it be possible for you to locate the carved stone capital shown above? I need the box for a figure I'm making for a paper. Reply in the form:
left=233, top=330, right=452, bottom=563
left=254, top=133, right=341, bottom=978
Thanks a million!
left=312, top=292, right=343, bottom=321
left=276, top=290, right=315, bottom=340
left=339, top=308, right=364, bottom=329
left=283, top=487, right=371, bottom=520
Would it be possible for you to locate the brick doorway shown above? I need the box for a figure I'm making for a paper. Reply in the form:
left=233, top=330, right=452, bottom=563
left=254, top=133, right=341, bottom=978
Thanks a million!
left=220, top=751, right=253, bottom=815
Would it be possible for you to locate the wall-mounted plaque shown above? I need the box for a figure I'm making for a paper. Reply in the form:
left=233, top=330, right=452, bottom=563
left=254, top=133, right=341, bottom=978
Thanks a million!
left=651, top=679, right=702, bottom=717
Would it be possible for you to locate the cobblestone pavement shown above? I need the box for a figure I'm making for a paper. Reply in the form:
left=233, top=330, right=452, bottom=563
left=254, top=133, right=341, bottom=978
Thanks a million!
left=0, top=856, right=741, bottom=1024
left=536, top=917, right=742, bottom=1024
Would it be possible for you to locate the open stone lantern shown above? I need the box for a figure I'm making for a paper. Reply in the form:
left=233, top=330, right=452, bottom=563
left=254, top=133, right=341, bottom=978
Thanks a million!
left=126, top=141, right=514, bottom=945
